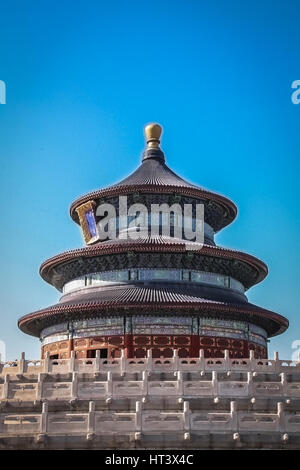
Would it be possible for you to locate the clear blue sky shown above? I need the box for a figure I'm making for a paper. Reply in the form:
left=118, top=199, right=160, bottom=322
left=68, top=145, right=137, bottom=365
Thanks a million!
left=0, top=0, right=299, bottom=360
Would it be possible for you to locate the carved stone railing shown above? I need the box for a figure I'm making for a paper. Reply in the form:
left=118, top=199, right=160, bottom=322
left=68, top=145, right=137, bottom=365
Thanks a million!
left=1, top=371, right=300, bottom=401
left=1, top=350, right=300, bottom=376
left=1, top=350, right=300, bottom=404
left=1, top=350, right=300, bottom=448
left=0, top=401, right=299, bottom=439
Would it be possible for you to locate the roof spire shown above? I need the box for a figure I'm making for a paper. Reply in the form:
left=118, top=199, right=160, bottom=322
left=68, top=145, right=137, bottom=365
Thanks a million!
left=144, top=123, right=163, bottom=149
left=142, top=123, right=164, bottom=161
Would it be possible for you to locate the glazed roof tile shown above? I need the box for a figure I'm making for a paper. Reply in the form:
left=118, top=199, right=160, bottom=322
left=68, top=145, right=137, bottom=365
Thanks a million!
left=70, top=155, right=237, bottom=227
left=18, top=283, right=288, bottom=338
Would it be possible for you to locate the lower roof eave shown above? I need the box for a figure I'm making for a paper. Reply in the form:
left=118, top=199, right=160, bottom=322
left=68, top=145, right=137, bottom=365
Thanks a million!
left=18, top=300, right=288, bottom=339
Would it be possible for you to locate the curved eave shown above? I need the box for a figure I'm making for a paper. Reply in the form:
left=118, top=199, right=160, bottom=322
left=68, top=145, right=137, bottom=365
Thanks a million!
left=69, top=184, right=238, bottom=230
left=18, top=296, right=288, bottom=339
left=39, top=241, right=268, bottom=288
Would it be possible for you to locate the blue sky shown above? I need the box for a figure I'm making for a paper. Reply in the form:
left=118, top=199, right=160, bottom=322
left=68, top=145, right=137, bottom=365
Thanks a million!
left=0, top=0, right=299, bottom=360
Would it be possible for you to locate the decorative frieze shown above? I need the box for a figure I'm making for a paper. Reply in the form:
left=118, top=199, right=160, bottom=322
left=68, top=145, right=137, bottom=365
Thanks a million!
left=41, top=333, right=267, bottom=359
left=74, top=191, right=231, bottom=233
left=41, top=316, right=267, bottom=350
left=43, top=251, right=259, bottom=291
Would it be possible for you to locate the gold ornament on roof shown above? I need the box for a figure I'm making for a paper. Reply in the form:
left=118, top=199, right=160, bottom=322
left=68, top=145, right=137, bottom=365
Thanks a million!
left=144, top=123, right=163, bottom=149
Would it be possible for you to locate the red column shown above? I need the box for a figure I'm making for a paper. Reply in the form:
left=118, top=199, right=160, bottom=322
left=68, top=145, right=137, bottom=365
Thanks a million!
left=190, top=335, right=200, bottom=358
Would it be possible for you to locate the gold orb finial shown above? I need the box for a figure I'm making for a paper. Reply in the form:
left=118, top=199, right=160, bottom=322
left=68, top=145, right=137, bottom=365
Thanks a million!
left=144, top=123, right=163, bottom=148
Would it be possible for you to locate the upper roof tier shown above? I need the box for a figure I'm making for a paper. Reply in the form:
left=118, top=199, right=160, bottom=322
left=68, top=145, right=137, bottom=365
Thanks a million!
left=70, top=124, right=237, bottom=231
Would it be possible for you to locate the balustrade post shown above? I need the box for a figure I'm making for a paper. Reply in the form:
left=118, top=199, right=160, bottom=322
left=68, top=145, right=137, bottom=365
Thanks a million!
left=274, top=351, right=280, bottom=373
left=280, top=373, right=287, bottom=396
left=71, top=372, right=78, bottom=400
left=136, top=401, right=142, bottom=432
left=224, top=349, right=230, bottom=370
left=247, top=372, right=253, bottom=396
left=173, top=349, right=179, bottom=371
left=277, top=402, right=285, bottom=432
left=87, top=401, right=95, bottom=435
left=199, top=349, right=205, bottom=371
left=69, top=350, right=76, bottom=372
left=147, top=349, right=152, bottom=372
left=177, top=371, right=184, bottom=396
left=40, top=401, right=48, bottom=434
left=183, top=400, right=190, bottom=431
left=19, top=352, right=26, bottom=374
left=212, top=371, right=218, bottom=397
left=3, top=374, right=9, bottom=399
left=142, top=370, right=148, bottom=396
left=230, top=400, right=238, bottom=432
left=107, top=371, right=112, bottom=398
left=37, top=373, right=46, bottom=400
left=43, top=352, right=51, bottom=373
left=95, top=350, right=101, bottom=372
left=249, top=350, right=255, bottom=371
left=120, top=349, right=126, bottom=375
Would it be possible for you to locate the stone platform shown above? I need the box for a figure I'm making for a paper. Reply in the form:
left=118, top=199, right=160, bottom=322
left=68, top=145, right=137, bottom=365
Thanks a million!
left=0, top=350, right=300, bottom=449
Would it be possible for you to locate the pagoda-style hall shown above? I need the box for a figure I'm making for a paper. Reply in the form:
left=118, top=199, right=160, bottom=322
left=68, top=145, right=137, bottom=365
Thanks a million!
left=18, top=124, right=288, bottom=360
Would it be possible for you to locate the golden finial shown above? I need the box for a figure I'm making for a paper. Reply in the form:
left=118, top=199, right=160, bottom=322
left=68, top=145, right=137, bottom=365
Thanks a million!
left=144, top=123, right=163, bottom=149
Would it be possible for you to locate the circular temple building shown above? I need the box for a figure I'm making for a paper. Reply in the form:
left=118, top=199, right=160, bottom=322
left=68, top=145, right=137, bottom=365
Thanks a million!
left=18, top=124, right=288, bottom=360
